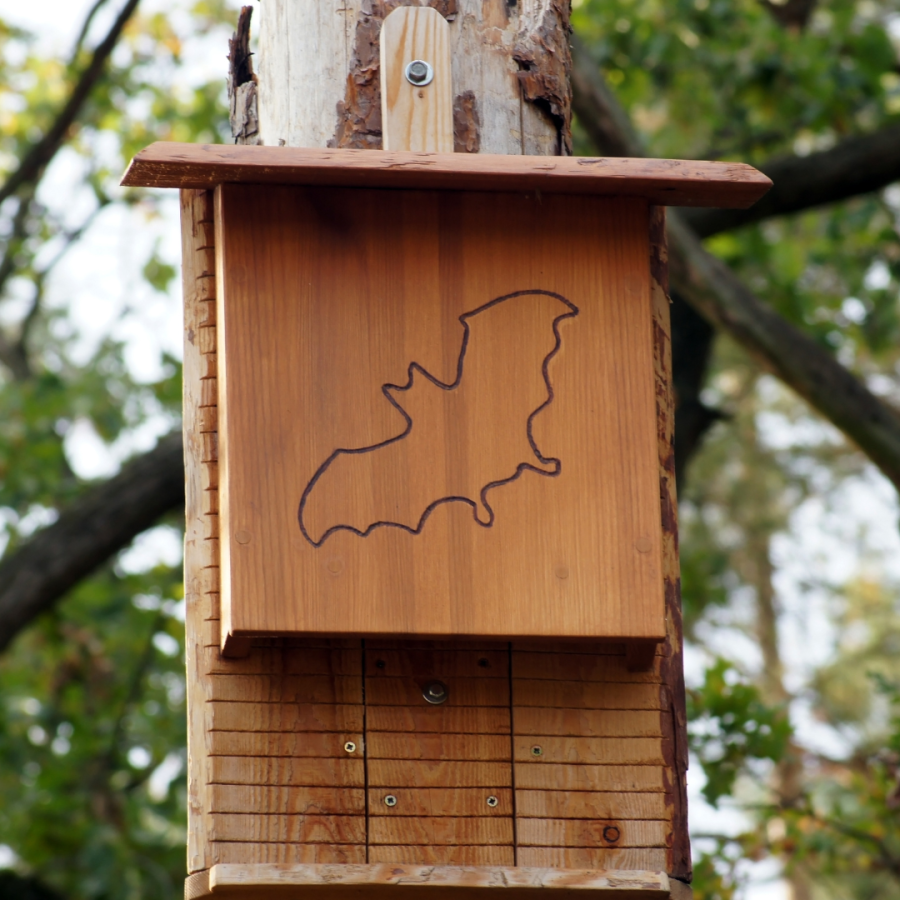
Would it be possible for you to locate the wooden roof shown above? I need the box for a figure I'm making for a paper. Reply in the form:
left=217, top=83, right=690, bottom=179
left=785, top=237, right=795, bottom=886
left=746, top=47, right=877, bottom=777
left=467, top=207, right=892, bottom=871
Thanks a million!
left=122, top=142, right=771, bottom=208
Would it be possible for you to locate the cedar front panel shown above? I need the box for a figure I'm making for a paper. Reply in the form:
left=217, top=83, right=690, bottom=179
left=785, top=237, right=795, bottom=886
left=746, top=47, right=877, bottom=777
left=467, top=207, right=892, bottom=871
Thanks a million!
left=181, top=185, right=688, bottom=890
left=214, top=183, right=665, bottom=645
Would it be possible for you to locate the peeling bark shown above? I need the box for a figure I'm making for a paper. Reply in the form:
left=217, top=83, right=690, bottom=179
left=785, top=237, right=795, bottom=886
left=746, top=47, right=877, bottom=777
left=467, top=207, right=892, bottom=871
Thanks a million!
left=227, top=6, right=259, bottom=145
left=513, top=0, right=573, bottom=155
left=453, top=90, right=481, bottom=152
left=330, top=0, right=459, bottom=149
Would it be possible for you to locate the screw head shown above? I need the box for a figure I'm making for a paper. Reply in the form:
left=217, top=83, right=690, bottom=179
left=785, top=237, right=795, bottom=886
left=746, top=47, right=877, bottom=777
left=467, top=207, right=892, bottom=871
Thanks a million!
left=405, top=59, right=434, bottom=86
left=422, top=681, right=448, bottom=705
left=384, top=794, right=398, bottom=807
left=531, top=745, right=543, bottom=757
left=486, top=795, right=499, bottom=808
left=375, top=659, right=386, bottom=669
left=343, top=741, right=357, bottom=754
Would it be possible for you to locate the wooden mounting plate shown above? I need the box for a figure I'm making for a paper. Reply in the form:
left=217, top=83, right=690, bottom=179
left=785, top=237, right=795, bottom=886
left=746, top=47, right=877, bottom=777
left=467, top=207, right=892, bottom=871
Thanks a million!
left=122, top=142, right=770, bottom=209
left=185, top=864, right=681, bottom=899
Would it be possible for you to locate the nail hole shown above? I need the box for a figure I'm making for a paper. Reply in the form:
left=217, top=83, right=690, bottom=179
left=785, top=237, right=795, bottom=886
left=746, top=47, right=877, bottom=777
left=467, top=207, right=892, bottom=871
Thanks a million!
left=603, top=825, right=621, bottom=843
left=478, top=658, right=490, bottom=668
left=375, top=659, right=386, bottom=669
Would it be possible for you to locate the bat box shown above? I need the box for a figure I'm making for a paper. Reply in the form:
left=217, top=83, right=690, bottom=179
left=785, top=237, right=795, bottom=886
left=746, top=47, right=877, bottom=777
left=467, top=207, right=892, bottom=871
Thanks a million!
left=124, top=144, right=770, bottom=656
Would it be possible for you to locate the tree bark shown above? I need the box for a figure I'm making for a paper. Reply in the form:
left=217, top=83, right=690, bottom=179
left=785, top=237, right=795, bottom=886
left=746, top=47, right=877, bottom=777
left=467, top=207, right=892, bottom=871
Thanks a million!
left=0, top=431, right=184, bottom=652
left=257, top=0, right=571, bottom=155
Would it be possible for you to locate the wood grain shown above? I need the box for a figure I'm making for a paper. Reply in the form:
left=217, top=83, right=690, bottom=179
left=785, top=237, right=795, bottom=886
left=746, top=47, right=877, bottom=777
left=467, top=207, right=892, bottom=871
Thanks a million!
left=367, top=733, right=511, bottom=761
left=209, top=785, right=365, bottom=816
left=209, top=732, right=362, bottom=759
left=512, top=652, right=660, bottom=683
left=516, top=848, right=668, bottom=870
left=515, top=791, right=668, bottom=821
left=368, top=789, right=513, bottom=818
left=209, top=757, right=365, bottom=787
left=367, top=760, right=512, bottom=789
left=365, top=678, right=509, bottom=708
left=123, top=142, right=772, bottom=208
left=216, top=186, right=665, bottom=643
left=366, top=706, right=510, bottom=734
left=210, top=843, right=366, bottom=865
left=512, top=708, right=663, bottom=738
left=202, top=863, right=672, bottom=896
left=370, top=818, right=513, bottom=847
left=206, top=675, right=362, bottom=705
left=202, top=647, right=362, bottom=676
left=512, top=737, right=666, bottom=766
left=207, top=701, right=364, bottom=733
left=380, top=7, right=453, bottom=154
left=514, top=764, right=664, bottom=793
left=365, top=650, right=508, bottom=678
left=210, top=814, right=366, bottom=844
left=513, top=681, right=662, bottom=710
left=369, top=846, right=516, bottom=866
left=516, top=820, right=669, bottom=849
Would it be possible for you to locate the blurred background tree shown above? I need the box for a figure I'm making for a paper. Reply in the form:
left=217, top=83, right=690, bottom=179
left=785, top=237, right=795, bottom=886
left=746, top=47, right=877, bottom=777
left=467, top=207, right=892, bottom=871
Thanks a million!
left=0, top=1, right=899, bottom=898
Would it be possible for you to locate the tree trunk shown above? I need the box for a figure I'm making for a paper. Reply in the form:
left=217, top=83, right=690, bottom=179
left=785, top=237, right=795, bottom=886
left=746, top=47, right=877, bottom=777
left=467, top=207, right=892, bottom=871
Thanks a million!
left=190, top=0, right=691, bottom=887
left=257, top=0, right=572, bottom=155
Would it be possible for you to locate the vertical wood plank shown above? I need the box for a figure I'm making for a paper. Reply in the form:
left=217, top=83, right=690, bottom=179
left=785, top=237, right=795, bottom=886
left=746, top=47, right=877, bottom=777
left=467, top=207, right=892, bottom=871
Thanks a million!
left=380, top=6, right=453, bottom=153
left=182, top=187, right=217, bottom=873
left=650, top=205, right=691, bottom=881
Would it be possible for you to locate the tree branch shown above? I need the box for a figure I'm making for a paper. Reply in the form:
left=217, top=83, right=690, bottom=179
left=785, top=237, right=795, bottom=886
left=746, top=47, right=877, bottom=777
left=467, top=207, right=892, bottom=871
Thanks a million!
left=0, top=0, right=141, bottom=207
left=0, top=431, right=183, bottom=653
left=684, top=124, right=900, bottom=237
left=571, top=35, right=900, bottom=492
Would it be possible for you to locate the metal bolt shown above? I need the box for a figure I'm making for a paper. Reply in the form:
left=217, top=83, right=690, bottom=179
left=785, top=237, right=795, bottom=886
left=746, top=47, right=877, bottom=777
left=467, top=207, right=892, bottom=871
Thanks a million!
left=344, top=741, right=357, bottom=754
left=486, top=795, right=499, bottom=808
left=531, top=745, right=543, bottom=757
left=384, top=794, right=398, bottom=807
left=422, top=681, right=449, bottom=705
left=405, top=59, right=434, bottom=86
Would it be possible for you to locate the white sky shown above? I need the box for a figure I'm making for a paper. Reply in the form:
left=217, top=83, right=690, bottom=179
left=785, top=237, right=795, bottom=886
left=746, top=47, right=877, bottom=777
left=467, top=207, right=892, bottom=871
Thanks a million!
left=4, top=4, right=900, bottom=899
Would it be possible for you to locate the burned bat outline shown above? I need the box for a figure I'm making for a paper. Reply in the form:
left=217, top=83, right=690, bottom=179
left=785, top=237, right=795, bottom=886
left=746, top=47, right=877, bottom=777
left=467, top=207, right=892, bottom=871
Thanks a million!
left=297, top=289, right=580, bottom=547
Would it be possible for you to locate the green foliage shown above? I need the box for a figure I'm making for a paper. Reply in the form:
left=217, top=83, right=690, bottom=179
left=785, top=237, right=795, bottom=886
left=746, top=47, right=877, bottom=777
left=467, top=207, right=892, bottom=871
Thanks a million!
left=0, top=565, right=187, bottom=899
left=0, top=1, right=237, bottom=896
left=0, top=0, right=899, bottom=897
left=688, top=659, right=791, bottom=806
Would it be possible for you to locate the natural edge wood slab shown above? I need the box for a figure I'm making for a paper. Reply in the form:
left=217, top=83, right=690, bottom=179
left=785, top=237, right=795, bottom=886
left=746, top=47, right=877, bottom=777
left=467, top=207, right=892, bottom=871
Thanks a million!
left=123, top=143, right=769, bottom=209
left=185, top=864, right=676, bottom=899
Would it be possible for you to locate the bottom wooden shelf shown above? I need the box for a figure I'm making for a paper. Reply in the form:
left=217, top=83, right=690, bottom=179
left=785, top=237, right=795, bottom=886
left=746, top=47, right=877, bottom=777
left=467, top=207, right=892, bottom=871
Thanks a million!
left=185, top=864, right=691, bottom=899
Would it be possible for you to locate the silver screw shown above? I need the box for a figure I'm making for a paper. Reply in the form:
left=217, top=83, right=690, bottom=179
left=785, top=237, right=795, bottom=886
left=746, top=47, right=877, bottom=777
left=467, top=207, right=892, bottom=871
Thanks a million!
left=486, top=795, right=499, bottom=808
left=422, top=681, right=448, bottom=705
left=531, top=745, right=543, bottom=757
left=384, top=794, right=398, bottom=807
left=344, top=741, right=357, bottom=754
left=405, top=59, right=434, bottom=86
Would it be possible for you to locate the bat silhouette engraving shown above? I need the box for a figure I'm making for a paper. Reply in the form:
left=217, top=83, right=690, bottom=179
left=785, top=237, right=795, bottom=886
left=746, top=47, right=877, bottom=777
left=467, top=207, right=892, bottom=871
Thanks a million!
left=298, top=290, right=579, bottom=547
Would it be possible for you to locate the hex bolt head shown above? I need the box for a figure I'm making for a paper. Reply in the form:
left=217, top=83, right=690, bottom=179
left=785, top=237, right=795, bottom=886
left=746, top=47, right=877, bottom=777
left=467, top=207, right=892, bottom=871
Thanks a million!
left=486, top=795, right=499, bottom=808
left=531, top=745, right=543, bottom=757
left=405, top=59, right=434, bottom=86
left=422, top=681, right=449, bottom=705
left=384, top=794, right=398, bottom=807
left=344, top=741, right=357, bottom=754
